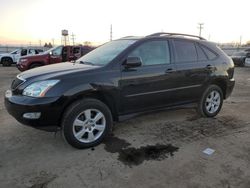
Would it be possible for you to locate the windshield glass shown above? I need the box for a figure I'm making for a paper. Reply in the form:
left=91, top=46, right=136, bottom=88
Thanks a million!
left=10, top=50, right=19, bottom=54
left=42, top=46, right=62, bottom=54
left=76, top=39, right=136, bottom=65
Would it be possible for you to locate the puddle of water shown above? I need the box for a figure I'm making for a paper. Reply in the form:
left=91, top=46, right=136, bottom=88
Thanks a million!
left=118, top=144, right=179, bottom=166
left=103, top=135, right=179, bottom=166
left=103, top=135, right=131, bottom=153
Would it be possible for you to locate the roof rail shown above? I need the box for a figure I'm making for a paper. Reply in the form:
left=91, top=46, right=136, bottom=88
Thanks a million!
left=146, top=32, right=206, bottom=40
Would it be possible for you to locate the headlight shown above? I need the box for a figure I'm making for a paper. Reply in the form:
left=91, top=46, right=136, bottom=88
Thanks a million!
left=23, top=80, right=60, bottom=97
left=20, top=59, right=27, bottom=62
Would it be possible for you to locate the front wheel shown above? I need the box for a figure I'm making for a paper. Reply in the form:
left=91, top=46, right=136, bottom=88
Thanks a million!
left=197, top=85, right=223, bottom=117
left=62, top=98, right=113, bottom=149
left=2, top=58, right=13, bottom=66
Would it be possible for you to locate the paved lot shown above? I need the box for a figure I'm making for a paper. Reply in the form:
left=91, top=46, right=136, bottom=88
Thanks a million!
left=0, top=66, right=250, bottom=188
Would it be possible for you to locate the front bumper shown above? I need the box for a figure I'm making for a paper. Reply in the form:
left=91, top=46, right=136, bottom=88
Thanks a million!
left=16, top=63, right=26, bottom=71
left=5, top=95, right=64, bottom=132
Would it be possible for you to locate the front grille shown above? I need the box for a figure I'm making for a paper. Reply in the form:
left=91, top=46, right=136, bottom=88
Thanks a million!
left=11, top=77, right=25, bottom=90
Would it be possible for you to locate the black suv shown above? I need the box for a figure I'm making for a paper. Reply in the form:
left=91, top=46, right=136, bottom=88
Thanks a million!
left=5, top=33, right=235, bottom=149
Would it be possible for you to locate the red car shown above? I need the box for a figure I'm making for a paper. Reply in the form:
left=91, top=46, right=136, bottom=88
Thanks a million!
left=17, top=45, right=94, bottom=71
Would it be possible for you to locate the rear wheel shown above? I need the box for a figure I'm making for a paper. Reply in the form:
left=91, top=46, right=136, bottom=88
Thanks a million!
left=197, top=85, right=223, bottom=117
left=2, top=58, right=13, bottom=67
left=62, top=98, right=113, bottom=149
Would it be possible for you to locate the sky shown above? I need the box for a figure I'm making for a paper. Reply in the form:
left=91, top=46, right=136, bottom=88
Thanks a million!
left=0, top=0, right=250, bottom=46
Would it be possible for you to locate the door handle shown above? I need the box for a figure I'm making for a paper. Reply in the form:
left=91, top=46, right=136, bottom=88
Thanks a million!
left=165, top=68, right=175, bottom=74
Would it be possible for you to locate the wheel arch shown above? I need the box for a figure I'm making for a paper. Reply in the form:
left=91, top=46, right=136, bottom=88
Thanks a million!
left=1, top=56, right=13, bottom=62
left=210, top=78, right=227, bottom=99
left=60, top=90, right=118, bottom=126
left=29, top=61, right=45, bottom=68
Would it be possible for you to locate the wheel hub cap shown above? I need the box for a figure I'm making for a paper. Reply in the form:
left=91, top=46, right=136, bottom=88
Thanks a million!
left=72, top=109, right=106, bottom=143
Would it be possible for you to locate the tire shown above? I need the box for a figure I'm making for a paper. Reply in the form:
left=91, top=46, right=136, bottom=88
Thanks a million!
left=29, top=63, right=42, bottom=69
left=62, top=98, right=113, bottom=149
left=2, top=58, right=13, bottom=67
left=197, top=85, right=223, bottom=117
left=240, top=59, right=246, bottom=67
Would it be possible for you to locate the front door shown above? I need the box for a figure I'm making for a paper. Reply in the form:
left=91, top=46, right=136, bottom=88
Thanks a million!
left=50, top=46, right=63, bottom=63
left=120, top=40, right=177, bottom=114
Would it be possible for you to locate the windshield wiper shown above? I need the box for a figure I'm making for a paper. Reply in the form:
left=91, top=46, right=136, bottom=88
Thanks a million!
left=79, top=61, right=94, bottom=65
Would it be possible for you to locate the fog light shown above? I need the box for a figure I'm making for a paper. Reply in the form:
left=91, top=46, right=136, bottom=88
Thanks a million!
left=23, top=112, right=41, bottom=119
left=5, top=90, right=12, bottom=98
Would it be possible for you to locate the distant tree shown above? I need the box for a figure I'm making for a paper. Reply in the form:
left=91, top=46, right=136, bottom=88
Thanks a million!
left=44, top=43, right=48, bottom=47
left=83, top=41, right=92, bottom=46
left=48, top=42, right=53, bottom=48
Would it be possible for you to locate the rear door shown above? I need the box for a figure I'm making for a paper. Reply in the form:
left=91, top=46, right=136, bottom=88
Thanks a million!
left=171, top=39, right=215, bottom=103
left=119, top=40, right=178, bottom=114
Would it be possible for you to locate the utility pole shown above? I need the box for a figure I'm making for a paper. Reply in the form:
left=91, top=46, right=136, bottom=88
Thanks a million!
left=71, top=33, right=76, bottom=45
left=240, top=35, right=242, bottom=46
left=198, top=23, right=204, bottom=37
left=51, top=38, right=55, bottom=47
left=110, top=24, right=113, bottom=41
left=39, top=40, right=42, bottom=47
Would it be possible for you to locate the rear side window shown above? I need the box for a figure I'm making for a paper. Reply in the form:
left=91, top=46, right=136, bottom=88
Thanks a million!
left=196, top=44, right=208, bottom=61
left=128, top=41, right=170, bottom=66
left=173, top=40, right=197, bottom=63
left=200, top=45, right=217, bottom=60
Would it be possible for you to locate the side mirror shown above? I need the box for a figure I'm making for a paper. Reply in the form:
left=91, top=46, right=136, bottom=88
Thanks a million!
left=123, top=57, right=142, bottom=68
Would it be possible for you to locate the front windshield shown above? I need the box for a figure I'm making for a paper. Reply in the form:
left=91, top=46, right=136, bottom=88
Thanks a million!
left=11, top=49, right=19, bottom=54
left=43, top=46, right=62, bottom=54
left=77, top=39, right=136, bottom=65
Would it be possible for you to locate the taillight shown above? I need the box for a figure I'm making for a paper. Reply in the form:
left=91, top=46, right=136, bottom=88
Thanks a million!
left=227, top=67, right=234, bottom=79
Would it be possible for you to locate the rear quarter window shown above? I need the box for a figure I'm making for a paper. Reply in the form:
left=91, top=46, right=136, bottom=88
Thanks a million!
left=200, top=44, right=218, bottom=60
left=173, top=39, right=197, bottom=63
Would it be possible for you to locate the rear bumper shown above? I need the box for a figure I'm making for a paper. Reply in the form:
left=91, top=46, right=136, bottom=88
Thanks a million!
left=5, top=95, right=64, bottom=132
left=225, top=78, right=235, bottom=99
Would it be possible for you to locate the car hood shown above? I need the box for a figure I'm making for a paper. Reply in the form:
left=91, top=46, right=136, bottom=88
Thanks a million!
left=0, top=53, right=10, bottom=56
left=21, top=53, right=48, bottom=59
left=18, top=62, right=100, bottom=80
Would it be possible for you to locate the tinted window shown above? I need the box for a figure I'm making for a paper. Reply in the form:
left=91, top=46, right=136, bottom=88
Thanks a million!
left=174, top=40, right=197, bottom=63
left=196, top=44, right=208, bottom=61
left=21, top=49, right=27, bottom=56
left=128, top=41, right=170, bottom=66
left=200, top=45, right=217, bottom=60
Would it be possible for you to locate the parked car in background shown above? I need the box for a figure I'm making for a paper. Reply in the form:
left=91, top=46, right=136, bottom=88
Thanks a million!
left=5, top=33, right=235, bottom=149
left=17, top=45, right=94, bottom=71
left=0, top=48, right=43, bottom=66
left=231, top=51, right=250, bottom=67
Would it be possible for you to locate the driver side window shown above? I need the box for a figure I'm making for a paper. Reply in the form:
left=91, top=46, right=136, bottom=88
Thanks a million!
left=52, top=46, right=63, bottom=56
left=128, top=41, right=170, bottom=66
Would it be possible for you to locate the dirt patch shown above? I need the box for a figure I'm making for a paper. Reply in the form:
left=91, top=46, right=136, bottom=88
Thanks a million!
left=156, top=115, right=245, bottom=143
left=118, top=144, right=179, bottom=167
left=28, top=171, right=57, bottom=188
